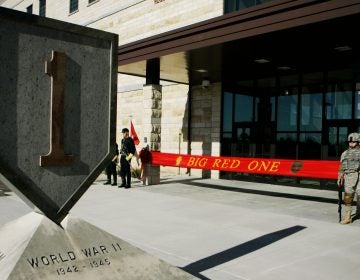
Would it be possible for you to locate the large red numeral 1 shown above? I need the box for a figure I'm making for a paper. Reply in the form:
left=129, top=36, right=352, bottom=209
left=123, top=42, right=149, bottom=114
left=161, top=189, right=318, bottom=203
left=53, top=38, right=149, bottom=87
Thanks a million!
left=40, top=51, right=74, bottom=166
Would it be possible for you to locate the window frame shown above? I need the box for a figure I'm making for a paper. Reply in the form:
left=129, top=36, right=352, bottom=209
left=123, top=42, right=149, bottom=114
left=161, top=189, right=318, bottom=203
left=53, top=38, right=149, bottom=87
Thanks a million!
left=26, top=4, right=33, bottom=14
left=69, top=0, right=79, bottom=14
left=39, top=0, right=46, bottom=17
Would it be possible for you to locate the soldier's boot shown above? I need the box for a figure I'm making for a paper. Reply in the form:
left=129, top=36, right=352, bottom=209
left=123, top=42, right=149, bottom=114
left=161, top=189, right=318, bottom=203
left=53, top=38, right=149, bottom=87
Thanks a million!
left=341, top=211, right=352, bottom=224
left=118, top=176, right=126, bottom=188
left=111, top=174, right=117, bottom=186
left=340, top=193, right=353, bottom=224
left=125, top=173, right=131, bottom=189
left=104, top=175, right=111, bottom=185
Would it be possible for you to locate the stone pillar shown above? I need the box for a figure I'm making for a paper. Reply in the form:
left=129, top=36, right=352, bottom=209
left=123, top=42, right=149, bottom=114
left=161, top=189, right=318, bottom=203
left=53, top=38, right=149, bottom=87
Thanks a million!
left=142, top=84, right=162, bottom=185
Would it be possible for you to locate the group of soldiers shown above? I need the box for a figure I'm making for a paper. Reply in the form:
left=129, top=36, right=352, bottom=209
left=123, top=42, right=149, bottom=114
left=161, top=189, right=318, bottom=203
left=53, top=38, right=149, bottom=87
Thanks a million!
left=338, top=132, right=360, bottom=224
left=104, top=130, right=360, bottom=224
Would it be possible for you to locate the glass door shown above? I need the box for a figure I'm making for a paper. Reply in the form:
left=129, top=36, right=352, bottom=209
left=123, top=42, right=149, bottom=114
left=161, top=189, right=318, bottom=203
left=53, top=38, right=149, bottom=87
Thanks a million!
left=326, top=124, right=349, bottom=159
left=234, top=125, right=252, bottom=157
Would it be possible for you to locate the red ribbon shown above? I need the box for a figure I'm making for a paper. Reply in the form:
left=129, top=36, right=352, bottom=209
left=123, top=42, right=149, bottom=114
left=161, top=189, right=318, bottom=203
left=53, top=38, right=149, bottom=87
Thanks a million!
left=149, top=152, right=339, bottom=180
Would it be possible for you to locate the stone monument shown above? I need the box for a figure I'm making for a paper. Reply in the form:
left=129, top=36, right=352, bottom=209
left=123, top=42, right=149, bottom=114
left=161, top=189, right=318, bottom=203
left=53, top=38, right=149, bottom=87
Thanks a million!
left=0, top=7, right=196, bottom=280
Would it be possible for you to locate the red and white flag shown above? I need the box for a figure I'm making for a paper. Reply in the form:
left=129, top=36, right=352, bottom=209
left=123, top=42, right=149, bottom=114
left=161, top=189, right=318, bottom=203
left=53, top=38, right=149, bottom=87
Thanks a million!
left=130, top=121, right=140, bottom=145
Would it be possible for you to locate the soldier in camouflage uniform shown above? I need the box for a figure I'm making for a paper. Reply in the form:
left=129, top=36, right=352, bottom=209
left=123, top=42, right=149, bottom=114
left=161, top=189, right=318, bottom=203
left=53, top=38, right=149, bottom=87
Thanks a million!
left=337, top=132, right=360, bottom=224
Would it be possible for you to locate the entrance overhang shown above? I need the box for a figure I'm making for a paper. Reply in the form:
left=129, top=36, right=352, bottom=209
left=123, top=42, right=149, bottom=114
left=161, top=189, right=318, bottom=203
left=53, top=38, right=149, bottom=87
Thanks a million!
left=118, top=0, right=360, bottom=85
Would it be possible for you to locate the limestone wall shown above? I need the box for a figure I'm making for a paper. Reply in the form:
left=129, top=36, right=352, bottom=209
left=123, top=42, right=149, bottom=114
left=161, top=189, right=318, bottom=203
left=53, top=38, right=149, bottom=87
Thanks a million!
left=187, top=83, right=221, bottom=178
left=89, top=0, right=223, bottom=45
left=2, top=0, right=224, bottom=45
left=1, top=0, right=35, bottom=12
left=117, top=82, right=222, bottom=178
left=117, top=83, right=190, bottom=175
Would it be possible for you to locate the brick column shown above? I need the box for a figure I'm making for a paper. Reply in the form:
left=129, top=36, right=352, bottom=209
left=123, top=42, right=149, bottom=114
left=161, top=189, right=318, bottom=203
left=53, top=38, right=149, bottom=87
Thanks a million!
left=142, top=84, right=162, bottom=185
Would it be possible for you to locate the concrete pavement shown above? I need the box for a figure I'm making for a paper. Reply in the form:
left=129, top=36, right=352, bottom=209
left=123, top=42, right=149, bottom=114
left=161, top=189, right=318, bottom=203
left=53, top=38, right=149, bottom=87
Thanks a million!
left=1, top=174, right=360, bottom=279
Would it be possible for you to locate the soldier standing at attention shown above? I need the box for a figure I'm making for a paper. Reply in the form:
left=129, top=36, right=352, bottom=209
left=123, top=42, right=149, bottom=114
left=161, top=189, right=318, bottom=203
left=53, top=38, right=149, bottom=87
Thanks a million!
left=104, top=142, right=119, bottom=186
left=337, top=132, right=360, bottom=224
left=119, top=128, right=136, bottom=189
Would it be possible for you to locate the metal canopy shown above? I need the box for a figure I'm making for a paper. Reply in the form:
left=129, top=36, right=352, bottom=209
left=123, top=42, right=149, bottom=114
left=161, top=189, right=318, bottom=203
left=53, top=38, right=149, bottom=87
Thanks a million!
left=117, top=0, right=360, bottom=86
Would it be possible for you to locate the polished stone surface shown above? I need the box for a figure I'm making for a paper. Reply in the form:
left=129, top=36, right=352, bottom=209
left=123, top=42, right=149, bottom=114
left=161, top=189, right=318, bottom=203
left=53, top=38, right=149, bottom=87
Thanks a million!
left=0, top=212, right=196, bottom=280
left=0, top=7, right=117, bottom=223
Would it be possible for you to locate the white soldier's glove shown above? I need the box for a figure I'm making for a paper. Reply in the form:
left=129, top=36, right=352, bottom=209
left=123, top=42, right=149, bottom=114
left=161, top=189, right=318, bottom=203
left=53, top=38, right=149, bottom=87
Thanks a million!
left=112, top=155, right=118, bottom=163
left=126, top=153, right=133, bottom=161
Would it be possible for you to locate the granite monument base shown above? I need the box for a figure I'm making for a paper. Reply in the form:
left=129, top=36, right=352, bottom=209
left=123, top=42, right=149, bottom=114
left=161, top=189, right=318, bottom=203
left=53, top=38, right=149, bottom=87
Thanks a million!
left=0, top=212, right=197, bottom=280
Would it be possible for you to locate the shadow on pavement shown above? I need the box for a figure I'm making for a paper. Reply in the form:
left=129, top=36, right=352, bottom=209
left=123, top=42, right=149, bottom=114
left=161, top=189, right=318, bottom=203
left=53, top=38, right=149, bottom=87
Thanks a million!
left=183, top=180, right=339, bottom=205
left=181, top=225, right=306, bottom=279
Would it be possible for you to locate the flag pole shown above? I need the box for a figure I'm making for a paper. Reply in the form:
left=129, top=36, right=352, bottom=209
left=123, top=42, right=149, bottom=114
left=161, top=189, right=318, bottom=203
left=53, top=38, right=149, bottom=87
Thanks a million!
left=129, top=115, right=132, bottom=129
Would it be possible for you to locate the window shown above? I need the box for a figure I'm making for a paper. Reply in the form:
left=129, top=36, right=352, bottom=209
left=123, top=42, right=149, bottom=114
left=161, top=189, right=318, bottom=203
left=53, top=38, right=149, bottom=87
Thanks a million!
left=325, top=83, right=352, bottom=120
left=354, top=83, right=360, bottom=119
left=224, top=0, right=238, bottom=13
left=276, top=132, right=296, bottom=159
left=300, top=73, right=323, bottom=131
left=223, top=92, right=233, bottom=134
left=300, top=93, right=322, bottom=131
left=299, top=133, right=321, bottom=159
left=256, top=78, right=276, bottom=122
left=277, top=89, right=298, bottom=131
left=70, top=0, right=79, bottom=13
left=224, top=0, right=274, bottom=13
left=255, top=96, right=275, bottom=122
left=235, top=94, right=253, bottom=122
left=27, top=5, right=33, bottom=14
left=328, top=127, right=348, bottom=158
left=39, top=0, right=46, bottom=17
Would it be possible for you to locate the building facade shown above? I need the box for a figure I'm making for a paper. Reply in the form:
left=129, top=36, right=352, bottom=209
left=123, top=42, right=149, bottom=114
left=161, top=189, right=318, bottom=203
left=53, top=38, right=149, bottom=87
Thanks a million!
left=2, top=0, right=360, bottom=186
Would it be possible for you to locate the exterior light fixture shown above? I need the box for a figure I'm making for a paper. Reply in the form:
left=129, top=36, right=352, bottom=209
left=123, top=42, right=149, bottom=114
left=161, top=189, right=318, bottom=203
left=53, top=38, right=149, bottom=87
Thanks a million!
left=254, top=58, right=270, bottom=64
left=334, top=45, right=352, bottom=52
left=195, top=69, right=208, bottom=73
left=277, top=66, right=291, bottom=70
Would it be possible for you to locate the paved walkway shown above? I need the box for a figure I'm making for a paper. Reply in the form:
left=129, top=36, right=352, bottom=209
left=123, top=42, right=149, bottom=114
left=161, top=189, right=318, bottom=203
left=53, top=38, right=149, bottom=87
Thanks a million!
left=1, top=174, right=360, bottom=279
